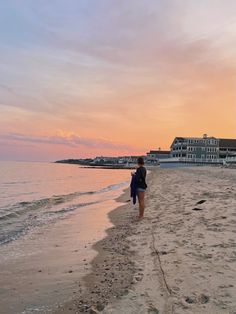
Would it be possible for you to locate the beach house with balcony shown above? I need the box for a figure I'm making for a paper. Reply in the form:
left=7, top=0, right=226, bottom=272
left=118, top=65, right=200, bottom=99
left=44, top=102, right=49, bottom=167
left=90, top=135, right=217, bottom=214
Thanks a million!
left=170, top=135, right=219, bottom=161
left=146, top=149, right=170, bottom=164
left=147, top=150, right=170, bottom=159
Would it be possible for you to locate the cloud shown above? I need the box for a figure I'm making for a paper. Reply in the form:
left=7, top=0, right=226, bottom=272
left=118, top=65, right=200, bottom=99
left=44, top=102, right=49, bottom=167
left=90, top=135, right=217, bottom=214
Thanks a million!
left=0, top=1, right=235, bottom=160
left=1, top=132, right=142, bottom=152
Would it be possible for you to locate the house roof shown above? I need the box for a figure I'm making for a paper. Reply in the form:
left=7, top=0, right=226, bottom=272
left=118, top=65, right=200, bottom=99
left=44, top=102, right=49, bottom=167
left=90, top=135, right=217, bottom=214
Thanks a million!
left=175, top=137, right=185, bottom=140
left=148, top=150, right=170, bottom=154
left=174, top=136, right=217, bottom=140
left=219, top=138, right=236, bottom=148
left=170, top=136, right=218, bottom=148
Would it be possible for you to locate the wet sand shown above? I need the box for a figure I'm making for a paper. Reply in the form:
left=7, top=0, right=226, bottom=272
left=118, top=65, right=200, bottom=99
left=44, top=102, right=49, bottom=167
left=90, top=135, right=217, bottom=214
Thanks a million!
left=0, top=197, right=123, bottom=313
left=55, top=167, right=236, bottom=314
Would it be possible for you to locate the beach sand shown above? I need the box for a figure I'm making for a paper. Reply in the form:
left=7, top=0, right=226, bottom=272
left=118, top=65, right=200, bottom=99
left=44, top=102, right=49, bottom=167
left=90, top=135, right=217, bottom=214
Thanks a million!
left=55, top=167, right=236, bottom=314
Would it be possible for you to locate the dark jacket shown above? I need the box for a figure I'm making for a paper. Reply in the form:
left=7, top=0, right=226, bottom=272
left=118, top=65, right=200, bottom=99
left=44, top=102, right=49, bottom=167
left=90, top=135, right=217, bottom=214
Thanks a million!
left=136, top=166, right=147, bottom=189
left=130, top=174, right=137, bottom=204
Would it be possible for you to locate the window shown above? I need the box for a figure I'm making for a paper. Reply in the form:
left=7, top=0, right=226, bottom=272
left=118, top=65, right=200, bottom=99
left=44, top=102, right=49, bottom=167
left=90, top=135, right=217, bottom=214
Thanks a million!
left=207, top=147, right=217, bottom=152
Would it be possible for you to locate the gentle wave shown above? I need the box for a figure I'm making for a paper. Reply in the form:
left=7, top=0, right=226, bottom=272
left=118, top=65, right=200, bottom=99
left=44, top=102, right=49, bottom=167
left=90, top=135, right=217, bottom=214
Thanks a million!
left=0, top=201, right=100, bottom=246
left=0, top=181, right=128, bottom=222
left=0, top=180, right=128, bottom=246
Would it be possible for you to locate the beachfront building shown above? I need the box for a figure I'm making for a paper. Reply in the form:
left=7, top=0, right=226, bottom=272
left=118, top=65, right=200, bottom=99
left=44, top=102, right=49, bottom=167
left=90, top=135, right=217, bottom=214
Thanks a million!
left=126, top=156, right=146, bottom=164
left=117, top=156, right=141, bottom=164
left=219, top=139, right=236, bottom=159
left=170, top=135, right=219, bottom=161
left=92, top=155, right=145, bottom=165
left=92, top=156, right=119, bottom=164
left=146, top=149, right=170, bottom=164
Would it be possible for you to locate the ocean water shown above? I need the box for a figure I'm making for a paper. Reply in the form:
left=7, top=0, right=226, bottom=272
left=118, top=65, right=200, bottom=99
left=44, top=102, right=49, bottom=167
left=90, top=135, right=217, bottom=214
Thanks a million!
left=0, top=161, right=129, bottom=245
left=0, top=161, right=130, bottom=313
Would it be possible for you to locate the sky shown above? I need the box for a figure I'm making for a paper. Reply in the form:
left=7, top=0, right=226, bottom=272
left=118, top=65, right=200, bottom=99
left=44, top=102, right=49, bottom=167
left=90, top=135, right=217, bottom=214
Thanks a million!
left=0, top=0, right=235, bottom=161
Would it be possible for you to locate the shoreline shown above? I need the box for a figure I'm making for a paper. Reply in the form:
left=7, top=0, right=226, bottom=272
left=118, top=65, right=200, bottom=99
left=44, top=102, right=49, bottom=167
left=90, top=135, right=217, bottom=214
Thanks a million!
left=54, top=184, right=138, bottom=313
left=0, top=164, right=131, bottom=314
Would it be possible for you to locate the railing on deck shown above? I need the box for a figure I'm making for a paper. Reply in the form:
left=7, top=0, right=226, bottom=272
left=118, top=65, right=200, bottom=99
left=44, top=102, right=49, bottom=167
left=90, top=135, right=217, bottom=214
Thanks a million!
left=159, top=157, right=236, bottom=164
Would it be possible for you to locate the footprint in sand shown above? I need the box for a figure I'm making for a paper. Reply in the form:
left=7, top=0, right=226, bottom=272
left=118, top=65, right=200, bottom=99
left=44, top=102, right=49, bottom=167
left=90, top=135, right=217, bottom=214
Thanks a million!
left=148, top=306, right=159, bottom=313
left=185, top=296, right=196, bottom=304
left=175, top=279, right=183, bottom=285
left=184, top=294, right=209, bottom=305
left=199, top=294, right=210, bottom=304
left=172, top=286, right=181, bottom=293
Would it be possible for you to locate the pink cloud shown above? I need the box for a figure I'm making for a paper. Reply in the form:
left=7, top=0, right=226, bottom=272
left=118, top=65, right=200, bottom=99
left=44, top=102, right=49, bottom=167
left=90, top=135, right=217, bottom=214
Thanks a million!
left=0, top=132, right=146, bottom=161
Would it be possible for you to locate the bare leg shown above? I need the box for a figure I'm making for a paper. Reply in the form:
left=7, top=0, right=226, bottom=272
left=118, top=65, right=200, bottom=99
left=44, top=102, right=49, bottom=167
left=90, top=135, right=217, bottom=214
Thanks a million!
left=137, top=191, right=145, bottom=219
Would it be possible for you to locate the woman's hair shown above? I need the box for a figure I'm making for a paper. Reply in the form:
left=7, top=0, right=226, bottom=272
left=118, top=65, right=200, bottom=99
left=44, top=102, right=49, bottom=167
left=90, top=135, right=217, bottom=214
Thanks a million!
left=137, top=157, right=144, bottom=165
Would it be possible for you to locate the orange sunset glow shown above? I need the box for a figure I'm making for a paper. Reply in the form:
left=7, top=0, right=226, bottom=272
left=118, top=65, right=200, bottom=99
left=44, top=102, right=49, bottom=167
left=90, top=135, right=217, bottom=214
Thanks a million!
left=0, top=1, right=235, bottom=161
